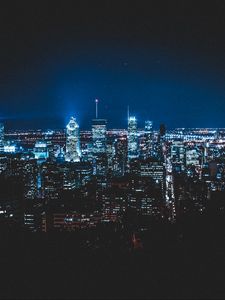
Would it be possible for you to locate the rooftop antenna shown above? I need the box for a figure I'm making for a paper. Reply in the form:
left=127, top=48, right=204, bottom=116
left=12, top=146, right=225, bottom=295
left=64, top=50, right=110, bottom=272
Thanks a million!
left=95, top=98, right=99, bottom=119
left=127, top=105, right=130, bottom=121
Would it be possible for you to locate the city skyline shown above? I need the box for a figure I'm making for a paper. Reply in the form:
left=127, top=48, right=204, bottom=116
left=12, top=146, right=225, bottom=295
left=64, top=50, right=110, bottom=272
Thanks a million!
left=1, top=97, right=224, bottom=132
left=1, top=2, right=225, bottom=299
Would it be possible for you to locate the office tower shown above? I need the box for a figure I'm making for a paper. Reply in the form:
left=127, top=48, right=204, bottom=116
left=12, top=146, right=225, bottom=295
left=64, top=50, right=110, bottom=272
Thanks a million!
left=3, top=141, right=17, bottom=153
left=92, top=119, right=107, bottom=154
left=101, top=188, right=127, bottom=222
left=60, top=164, right=78, bottom=190
left=92, top=116, right=107, bottom=176
left=115, top=136, right=127, bottom=176
left=46, top=141, right=55, bottom=161
left=23, top=159, right=38, bottom=200
left=91, top=99, right=107, bottom=154
left=0, top=123, right=4, bottom=152
left=128, top=116, right=138, bottom=160
left=150, top=131, right=161, bottom=159
left=171, top=140, right=185, bottom=170
left=186, top=148, right=200, bottom=167
left=139, top=158, right=164, bottom=184
left=33, top=141, right=49, bottom=160
left=72, top=162, right=93, bottom=186
left=94, top=154, right=108, bottom=177
left=106, top=139, right=116, bottom=173
left=41, top=162, right=63, bottom=202
left=144, top=120, right=153, bottom=158
left=65, top=117, right=80, bottom=162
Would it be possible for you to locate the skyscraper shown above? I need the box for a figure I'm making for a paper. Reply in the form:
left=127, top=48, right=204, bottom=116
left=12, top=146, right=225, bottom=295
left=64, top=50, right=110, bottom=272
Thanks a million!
left=92, top=119, right=107, bottom=176
left=92, top=119, right=107, bottom=154
left=91, top=99, right=108, bottom=176
left=128, top=116, right=138, bottom=160
left=65, top=117, right=80, bottom=162
left=171, top=140, right=185, bottom=171
left=33, top=141, right=49, bottom=160
left=0, top=123, right=4, bottom=153
left=145, top=120, right=153, bottom=158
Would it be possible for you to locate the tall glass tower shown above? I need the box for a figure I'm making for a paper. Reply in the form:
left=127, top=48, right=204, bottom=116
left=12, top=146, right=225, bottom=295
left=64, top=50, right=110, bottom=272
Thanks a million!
left=128, top=116, right=138, bottom=160
left=65, top=117, right=80, bottom=162
left=0, top=123, right=4, bottom=153
left=145, top=120, right=153, bottom=158
left=92, top=119, right=107, bottom=154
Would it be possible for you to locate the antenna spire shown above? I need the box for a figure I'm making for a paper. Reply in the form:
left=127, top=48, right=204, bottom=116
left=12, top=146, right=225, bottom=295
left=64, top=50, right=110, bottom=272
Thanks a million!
left=127, top=105, right=130, bottom=120
left=95, top=98, right=98, bottom=119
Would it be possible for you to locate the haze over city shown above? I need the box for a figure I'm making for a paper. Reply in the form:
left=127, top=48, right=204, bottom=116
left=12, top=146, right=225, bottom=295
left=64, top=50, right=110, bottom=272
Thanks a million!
left=1, top=1, right=225, bottom=129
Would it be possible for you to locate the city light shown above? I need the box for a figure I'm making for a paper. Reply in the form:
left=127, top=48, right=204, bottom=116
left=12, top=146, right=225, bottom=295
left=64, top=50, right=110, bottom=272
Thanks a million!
left=1, top=2, right=225, bottom=297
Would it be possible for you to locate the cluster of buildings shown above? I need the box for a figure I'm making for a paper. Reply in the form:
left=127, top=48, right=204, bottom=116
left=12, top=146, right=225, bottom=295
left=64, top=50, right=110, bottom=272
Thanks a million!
left=0, top=108, right=224, bottom=232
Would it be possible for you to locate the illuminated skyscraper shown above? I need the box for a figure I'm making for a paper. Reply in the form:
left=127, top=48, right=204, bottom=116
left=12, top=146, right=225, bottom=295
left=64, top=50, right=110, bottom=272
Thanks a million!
left=128, top=116, right=138, bottom=160
left=114, top=136, right=127, bottom=176
left=92, top=119, right=107, bottom=154
left=186, top=148, right=200, bottom=167
left=33, top=141, right=49, bottom=160
left=145, top=120, right=153, bottom=158
left=171, top=140, right=185, bottom=171
left=0, top=123, right=4, bottom=152
left=91, top=99, right=107, bottom=155
left=91, top=100, right=107, bottom=175
left=92, top=119, right=107, bottom=175
left=65, top=117, right=80, bottom=162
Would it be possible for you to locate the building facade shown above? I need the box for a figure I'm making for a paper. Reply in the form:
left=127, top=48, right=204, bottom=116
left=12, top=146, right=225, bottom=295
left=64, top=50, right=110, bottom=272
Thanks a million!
left=65, top=117, right=80, bottom=162
left=128, top=117, right=138, bottom=161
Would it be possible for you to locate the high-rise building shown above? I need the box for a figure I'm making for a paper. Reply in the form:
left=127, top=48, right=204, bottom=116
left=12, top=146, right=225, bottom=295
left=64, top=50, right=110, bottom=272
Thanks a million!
left=128, top=117, right=138, bottom=160
left=33, top=141, right=49, bottom=160
left=114, top=137, right=127, bottom=176
left=41, top=162, right=63, bottom=201
left=139, top=158, right=165, bottom=184
left=106, top=139, right=116, bottom=173
left=60, top=164, right=78, bottom=190
left=92, top=119, right=107, bottom=154
left=186, top=148, right=200, bottom=167
left=4, top=141, right=17, bottom=153
left=0, top=123, right=4, bottom=152
left=65, top=117, right=80, bottom=162
left=144, top=120, right=153, bottom=158
left=92, top=118, right=107, bottom=176
left=171, top=140, right=185, bottom=166
left=23, top=159, right=38, bottom=200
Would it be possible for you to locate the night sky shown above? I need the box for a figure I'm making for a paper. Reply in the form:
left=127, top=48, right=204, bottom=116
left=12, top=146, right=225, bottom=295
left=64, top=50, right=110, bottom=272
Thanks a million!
left=1, top=1, right=225, bottom=130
